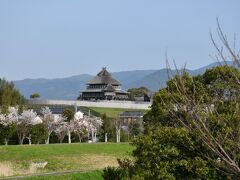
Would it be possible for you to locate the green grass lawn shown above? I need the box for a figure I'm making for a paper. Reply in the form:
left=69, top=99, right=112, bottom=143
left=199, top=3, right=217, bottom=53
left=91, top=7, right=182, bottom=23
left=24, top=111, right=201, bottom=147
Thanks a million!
left=89, top=107, right=126, bottom=118
left=25, top=170, right=103, bottom=180
left=0, top=143, right=133, bottom=178
left=89, top=107, right=148, bottom=118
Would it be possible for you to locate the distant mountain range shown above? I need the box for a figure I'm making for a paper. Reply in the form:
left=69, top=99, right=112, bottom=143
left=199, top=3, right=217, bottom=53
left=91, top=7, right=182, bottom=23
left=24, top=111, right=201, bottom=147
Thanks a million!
left=13, top=62, right=230, bottom=100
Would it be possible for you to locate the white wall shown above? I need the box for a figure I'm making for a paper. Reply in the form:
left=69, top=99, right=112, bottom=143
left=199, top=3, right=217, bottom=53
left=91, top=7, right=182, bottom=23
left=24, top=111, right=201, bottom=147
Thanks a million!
left=27, top=99, right=151, bottom=110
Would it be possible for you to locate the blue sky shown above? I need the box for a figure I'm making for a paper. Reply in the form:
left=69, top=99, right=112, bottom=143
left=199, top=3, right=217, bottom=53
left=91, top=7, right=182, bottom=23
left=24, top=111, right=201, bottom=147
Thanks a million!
left=0, top=0, right=239, bottom=80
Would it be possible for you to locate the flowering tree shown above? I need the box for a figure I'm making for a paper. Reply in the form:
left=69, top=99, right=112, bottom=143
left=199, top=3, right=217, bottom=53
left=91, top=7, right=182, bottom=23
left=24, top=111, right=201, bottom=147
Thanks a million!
left=41, top=107, right=56, bottom=144
left=0, top=107, right=19, bottom=145
left=72, top=119, right=87, bottom=143
left=71, top=111, right=88, bottom=143
left=0, top=113, right=7, bottom=144
left=54, top=114, right=68, bottom=143
left=85, top=116, right=102, bottom=143
left=93, top=117, right=103, bottom=142
left=17, top=109, right=38, bottom=145
left=0, top=114, right=5, bottom=125
left=55, top=123, right=68, bottom=143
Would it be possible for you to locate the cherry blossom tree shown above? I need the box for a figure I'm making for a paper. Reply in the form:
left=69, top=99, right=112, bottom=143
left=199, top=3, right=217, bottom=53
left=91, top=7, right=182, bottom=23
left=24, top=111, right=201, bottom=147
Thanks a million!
left=0, top=114, right=5, bottom=126
left=41, top=107, right=56, bottom=144
left=0, top=112, right=6, bottom=126
left=6, top=107, right=19, bottom=124
left=54, top=114, right=68, bottom=143
left=0, top=113, right=7, bottom=144
left=71, top=111, right=88, bottom=143
left=55, top=123, right=68, bottom=143
left=17, top=109, right=38, bottom=145
left=85, top=116, right=102, bottom=143
left=0, top=107, right=19, bottom=145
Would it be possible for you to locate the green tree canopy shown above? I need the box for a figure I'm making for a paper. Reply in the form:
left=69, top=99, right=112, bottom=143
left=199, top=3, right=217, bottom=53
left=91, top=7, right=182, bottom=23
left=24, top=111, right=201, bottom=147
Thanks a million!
left=62, top=108, right=74, bottom=122
left=30, top=93, right=40, bottom=99
left=127, top=86, right=150, bottom=101
left=105, top=66, right=240, bottom=179
left=0, top=78, right=24, bottom=113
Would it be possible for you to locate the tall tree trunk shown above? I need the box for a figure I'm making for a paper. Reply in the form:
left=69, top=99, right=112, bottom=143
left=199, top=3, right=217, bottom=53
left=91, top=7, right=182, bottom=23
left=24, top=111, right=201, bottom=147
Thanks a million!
left=18, top=132, right=23, bottom=145
left=45, top=135, right=50, bottom=144
left=116, top=129, right=121, bottom=143
left=94, top=132, right=97, bottom=143
left=119, top=130, right=121, bottom=143
left=116, top=129, right=119, bottom=143
left=27, top=134, right=32, bottom=145
left=68, top=130, right=71, bottom=144
left=105, top=133, right=108, bottom=143
left=19, top=134, right=25, bottom=145
left=20, top=137, right=24, bottom=145
left=4, top=138, right=8, bottom=145
left=78, top=134, right=82, bottom=143
left=91, top=130, right=94, bottom=143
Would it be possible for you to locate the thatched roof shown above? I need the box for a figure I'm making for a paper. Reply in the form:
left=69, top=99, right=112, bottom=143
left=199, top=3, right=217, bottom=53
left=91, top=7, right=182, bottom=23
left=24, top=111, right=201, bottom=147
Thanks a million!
left=104, top=84, right=115, bottom=92
left=87, top=67, right=121, bottom=85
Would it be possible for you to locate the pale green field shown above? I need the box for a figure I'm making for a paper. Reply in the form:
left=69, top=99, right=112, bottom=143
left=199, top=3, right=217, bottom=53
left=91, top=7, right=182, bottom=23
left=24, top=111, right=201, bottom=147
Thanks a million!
left=90, top=107, right=148, bottom=118
left=0, top=143, right=133, bottom=178
left=89, top=107, right=126, bottom=118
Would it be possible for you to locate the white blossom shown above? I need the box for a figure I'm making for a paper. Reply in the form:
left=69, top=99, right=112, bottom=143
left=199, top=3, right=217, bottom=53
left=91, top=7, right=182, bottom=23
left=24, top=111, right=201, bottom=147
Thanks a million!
left=0, top=114, right=6, bottom=126
left=16, top=109, right=38, bottom=145
left=41, top=107, right=56, bottom=144
left=54, top=116, right=68, bottom=143
left=19, top=109, right=37, bottom=125
left=82, top=115, right=102, bottom=143
left=74, top=111, right=84, bottom=120
left=0, top=107, right=19, bottom=126
left=32, top=116, right=43, bottom=125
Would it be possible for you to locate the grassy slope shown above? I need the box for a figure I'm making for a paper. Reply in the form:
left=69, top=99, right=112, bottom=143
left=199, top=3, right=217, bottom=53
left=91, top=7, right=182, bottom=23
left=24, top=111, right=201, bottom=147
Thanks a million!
left=89, top=107, right=148, bottom=118
left=0, top=143, right=133, bottom=178
left=89, top=107, right=125, bottom=118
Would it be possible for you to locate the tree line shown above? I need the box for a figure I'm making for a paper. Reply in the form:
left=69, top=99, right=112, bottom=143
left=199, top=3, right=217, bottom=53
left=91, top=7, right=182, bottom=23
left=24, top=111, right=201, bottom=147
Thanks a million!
left=0, top=79, right=142, bottom=145
left=0, top=78, right=104, bottom=145
left=0, top=106, right=103, bottom=145
left=0, top=106, right=142, bottom=145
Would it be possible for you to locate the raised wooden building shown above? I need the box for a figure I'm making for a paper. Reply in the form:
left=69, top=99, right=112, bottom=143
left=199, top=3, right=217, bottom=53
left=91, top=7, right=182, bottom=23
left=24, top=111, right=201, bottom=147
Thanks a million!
left=80, top=67, right=129, bottom=100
